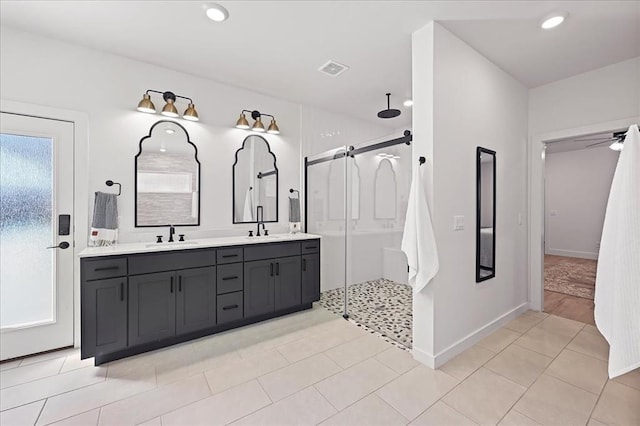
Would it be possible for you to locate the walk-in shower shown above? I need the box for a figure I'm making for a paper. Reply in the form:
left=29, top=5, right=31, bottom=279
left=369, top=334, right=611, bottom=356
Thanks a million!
left=305, top=131, right=413, bottom=348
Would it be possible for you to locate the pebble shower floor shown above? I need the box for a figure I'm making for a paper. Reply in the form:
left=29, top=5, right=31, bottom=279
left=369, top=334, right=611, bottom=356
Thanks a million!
left=318, top=278, right=413, bottom=349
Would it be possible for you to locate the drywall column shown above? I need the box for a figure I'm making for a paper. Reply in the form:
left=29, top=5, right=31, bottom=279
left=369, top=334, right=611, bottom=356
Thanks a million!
left=411, top=22, right=529, bottom=367
left=411, top=22, right=436, bottom=366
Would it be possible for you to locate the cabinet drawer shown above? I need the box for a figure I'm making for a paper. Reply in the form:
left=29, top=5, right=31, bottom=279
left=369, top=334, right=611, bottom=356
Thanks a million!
left=217, top=291, right=243, bottom=324
left=83, top=258, right=127, bottom=281
left=217, top=263, right=243, bottom=294
left=301, top=240, right=320, bottom=254
left=217, top=247, right=243, bottom=264
left=129, top=249, right=216, bottom=275
left=244, top=242, right=301, bottom=261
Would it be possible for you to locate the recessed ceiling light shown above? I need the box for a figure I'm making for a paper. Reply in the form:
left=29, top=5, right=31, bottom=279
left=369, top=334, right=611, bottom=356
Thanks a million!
left=204, top=3, right=229, bottom=22
left=403, top=99, right=413, bottom=107
left=165, top=128, right=175, bottom=134
left=540, top=12, right=567, bottom=29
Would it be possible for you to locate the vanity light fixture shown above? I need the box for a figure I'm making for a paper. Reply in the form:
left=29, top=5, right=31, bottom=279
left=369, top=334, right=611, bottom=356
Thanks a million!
left=540, top=12, right=568, bottom=29
left=235, top=110, right=280, bottom=134
left=136, top=90, right=200, bottom=121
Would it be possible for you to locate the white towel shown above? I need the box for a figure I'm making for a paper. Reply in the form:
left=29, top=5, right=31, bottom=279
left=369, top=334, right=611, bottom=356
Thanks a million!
left=243, top=188, right=254, bottom=222
left=401, top=163, right=439, bottom=292
left=594, top=124, right=640, bottom=378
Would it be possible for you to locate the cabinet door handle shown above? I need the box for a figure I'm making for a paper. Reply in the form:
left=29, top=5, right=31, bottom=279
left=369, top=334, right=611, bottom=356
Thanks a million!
left=170, top=276, right=174, bottom=293
left=120, top=282, right=124, bottom=301
left=222, top=276, right=238, bottom=281
left=270, top=263, right=274, bottom=276
left=95, top=266, right=119, bottom=272
left=178, top=276, right=182, bottom=292
left=222, top=254, right=238, bottom=258
left=276, top=262, right=280, bottom=276
left=302, top=259, right=306, bottom=272
left=222, top=304, right=239, bottom=310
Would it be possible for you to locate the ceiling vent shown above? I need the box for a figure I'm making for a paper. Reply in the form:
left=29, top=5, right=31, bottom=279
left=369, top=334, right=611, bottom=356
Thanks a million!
left=318, top=60, right=349, bottom=77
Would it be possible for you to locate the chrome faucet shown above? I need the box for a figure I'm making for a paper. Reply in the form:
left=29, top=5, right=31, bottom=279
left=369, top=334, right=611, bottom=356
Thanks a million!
left=256, top=206, right=265, bottom=237
left=168, top=225, right=176, bottom=242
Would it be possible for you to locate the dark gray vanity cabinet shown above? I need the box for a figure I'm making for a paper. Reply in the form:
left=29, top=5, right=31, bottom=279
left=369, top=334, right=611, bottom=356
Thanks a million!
left=81, top=277, right=128, bottom=359
left=301, top=253, right=320, bottom=304
left=244, top=259, right=275, bottom=317
left=274, top=256, right=302, bottom=311
left=128, top=271, right=176, bottom=346
left=176, top=267, right=217, bottom=334
left=81, top=238, right=320, bottom=364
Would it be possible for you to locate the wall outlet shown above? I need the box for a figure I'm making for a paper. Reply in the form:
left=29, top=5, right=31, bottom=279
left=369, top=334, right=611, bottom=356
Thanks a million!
left=454, top=215, right=464, bottom=230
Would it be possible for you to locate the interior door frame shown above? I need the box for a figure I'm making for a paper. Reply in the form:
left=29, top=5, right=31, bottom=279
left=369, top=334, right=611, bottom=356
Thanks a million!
left=527, top=116, right=640, bottom=311
left=1, top=99, right=89, bottom=348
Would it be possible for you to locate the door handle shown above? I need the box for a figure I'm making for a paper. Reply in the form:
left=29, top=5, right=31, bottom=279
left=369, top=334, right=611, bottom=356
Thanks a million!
left=170, top=276, right=174, bottom=293
left=120, top=282, right=124, bottom=301
left=178, top=276, right=182, bottom=292
left=47, top=241, right=70, bottom=249
left=270, top=263, right=274, bottom=276
left=276, top=262, right=280, bottom=276
left=302, top=259, right=306, bottom=271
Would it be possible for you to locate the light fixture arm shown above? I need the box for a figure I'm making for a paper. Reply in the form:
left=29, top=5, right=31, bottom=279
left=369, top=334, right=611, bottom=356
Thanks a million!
left=144, top=89, right=193, bottom=104
left=241, top=110, right=275, bottom=120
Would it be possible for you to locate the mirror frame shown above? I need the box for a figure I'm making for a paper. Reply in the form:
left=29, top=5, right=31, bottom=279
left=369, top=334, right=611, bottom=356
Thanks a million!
left=232, top=134, right=279, bottom=224
left=134, top=120, right=201, bottom=227
left=476, top=146, right=496, bottom=282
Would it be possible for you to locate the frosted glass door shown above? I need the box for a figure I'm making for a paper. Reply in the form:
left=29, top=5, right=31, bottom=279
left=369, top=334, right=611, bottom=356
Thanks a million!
left=0, top=112, right=74, bottom=360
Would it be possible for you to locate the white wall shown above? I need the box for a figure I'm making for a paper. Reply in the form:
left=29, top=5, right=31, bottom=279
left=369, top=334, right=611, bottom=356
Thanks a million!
left=545, top=146, right=619, bottom=259
left=0, top=27, right=302, bottom=246
left=529, top=57, right=640, bottom=136
left=528, top=57, right=640, bottom=310
left=412, top=22, right=529, bottom=367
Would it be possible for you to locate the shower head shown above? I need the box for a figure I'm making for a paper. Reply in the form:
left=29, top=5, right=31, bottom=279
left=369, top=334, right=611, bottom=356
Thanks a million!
left=377, top=93, right=401, bottom=119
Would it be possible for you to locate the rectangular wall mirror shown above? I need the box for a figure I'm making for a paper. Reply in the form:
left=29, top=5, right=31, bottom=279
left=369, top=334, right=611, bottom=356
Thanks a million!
left=135, top=120, right=200, bottom=227
left=476, top=146, right=496, bottom=282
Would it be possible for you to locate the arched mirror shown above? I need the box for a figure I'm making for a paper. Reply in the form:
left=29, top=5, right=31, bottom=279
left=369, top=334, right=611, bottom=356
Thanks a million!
left=476, top=146, right=496, bottom=282
left=374, top=159, right=397, bottom=219
left=135, top=120, right=200, bottom=227
left=233, top=135, right=278, bottom=223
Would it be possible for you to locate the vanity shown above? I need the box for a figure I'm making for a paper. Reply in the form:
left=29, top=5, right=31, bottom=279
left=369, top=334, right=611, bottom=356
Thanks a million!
left=79, top=234, right=321, bottom=365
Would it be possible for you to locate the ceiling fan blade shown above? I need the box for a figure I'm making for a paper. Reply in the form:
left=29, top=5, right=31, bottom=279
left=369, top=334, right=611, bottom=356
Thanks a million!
left=585, top=139, right=615, bottom=148
left=574, top=136, right=613, bottom=142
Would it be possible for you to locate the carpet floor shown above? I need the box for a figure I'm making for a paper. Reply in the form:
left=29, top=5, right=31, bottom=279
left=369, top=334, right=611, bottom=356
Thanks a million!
left=544, top=255, right=597, bottom=300
left=318, top=278, right=413, bottom=349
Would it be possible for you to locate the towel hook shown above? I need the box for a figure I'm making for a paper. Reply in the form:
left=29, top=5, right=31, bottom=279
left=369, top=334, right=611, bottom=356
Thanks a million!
left=418, top=157, right=426, bottom=165
left=289, top=188, right=299, bottom=198
left=105, top=180, right=122, bottom=196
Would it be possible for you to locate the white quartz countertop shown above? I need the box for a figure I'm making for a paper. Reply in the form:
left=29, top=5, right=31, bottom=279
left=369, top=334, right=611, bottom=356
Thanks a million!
left=79, top=233, right=322, bottom=258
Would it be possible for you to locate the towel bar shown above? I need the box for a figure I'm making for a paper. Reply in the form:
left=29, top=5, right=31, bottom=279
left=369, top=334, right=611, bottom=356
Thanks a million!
left=105, top=180, right=122, bottom=196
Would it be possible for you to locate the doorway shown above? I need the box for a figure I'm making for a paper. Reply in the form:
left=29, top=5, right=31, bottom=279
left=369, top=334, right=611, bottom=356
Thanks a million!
left=0, top=112, right=75, bottom=360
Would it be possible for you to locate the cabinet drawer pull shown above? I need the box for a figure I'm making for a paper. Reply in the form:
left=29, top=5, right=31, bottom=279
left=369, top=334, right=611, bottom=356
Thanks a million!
left=170, top=276, right=174, bottom=293
left=302, top=259, right=306, bottom=271
left=222, top=276, right=239, bottom=281
left=276, top=262, right=280, bottom=276
left=270, top=263, right=274, bottom=276
left=120, top=282, right=124, bottom=301
left=222, top=254, right=238, bottom=258
left=178, top=276, right=182, bottom=292
left=304, top=245, right=317, bottom=250
left=95, top=266, right=119, bottom=272
left=222, top=304, right=239, bottom=311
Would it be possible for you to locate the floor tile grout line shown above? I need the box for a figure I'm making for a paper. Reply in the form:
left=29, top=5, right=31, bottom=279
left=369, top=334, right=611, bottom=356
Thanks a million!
left=0, top=364, right=69, bottom=391
left=33, top=398, right=47, bottom=425
left=0, top=370, right=108, bottom=413
left=586, top=378, right=609, bottom=425
left=438, top=399, right=481, bottom=424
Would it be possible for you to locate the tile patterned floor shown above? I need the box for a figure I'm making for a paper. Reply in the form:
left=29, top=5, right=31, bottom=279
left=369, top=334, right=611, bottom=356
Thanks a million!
left=1, top=307, right=639, bottom=425
left=319, top=279, right=413, bottom=349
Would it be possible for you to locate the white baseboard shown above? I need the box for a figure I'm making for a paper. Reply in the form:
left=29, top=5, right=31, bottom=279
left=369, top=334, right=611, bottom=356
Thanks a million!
left=545, top=248, right=598, bottom=260
left=412, top=347, right=436, bottom=369
left=431, top=302, right=530, bottom=368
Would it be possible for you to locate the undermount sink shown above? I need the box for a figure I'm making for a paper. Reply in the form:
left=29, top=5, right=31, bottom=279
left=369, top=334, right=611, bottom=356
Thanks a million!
left=144, top=241, right=199, bottom=248
left=245, top=234, right=284, bottom=240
